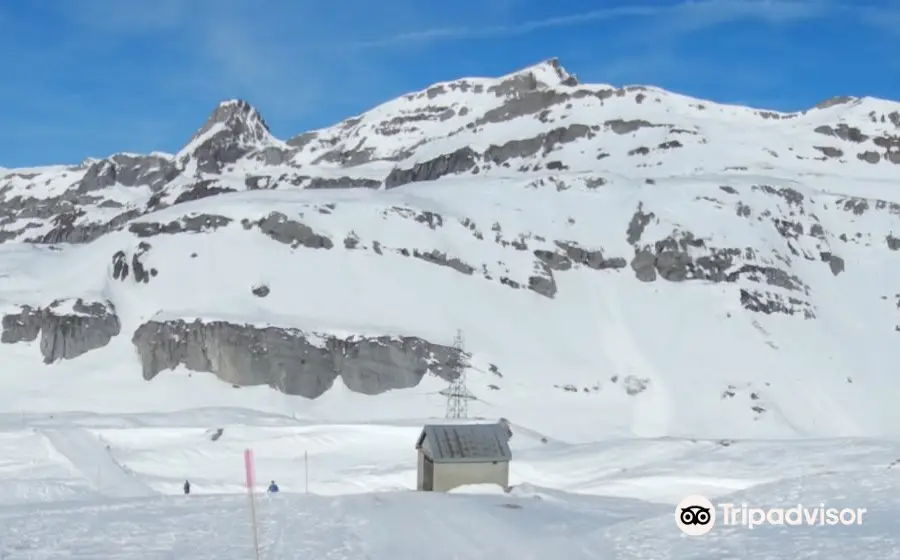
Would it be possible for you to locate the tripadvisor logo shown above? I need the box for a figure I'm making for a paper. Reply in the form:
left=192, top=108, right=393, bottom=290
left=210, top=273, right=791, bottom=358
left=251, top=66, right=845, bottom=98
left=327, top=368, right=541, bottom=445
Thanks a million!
left=675, top=495, right=867, bottom=535
left=675, top=495, right=716, bottom=536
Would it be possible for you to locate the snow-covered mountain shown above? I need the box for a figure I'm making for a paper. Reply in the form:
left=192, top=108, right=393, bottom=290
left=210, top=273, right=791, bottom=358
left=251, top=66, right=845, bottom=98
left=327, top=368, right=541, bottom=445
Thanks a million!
left=3, top=57, right=900, bottom=441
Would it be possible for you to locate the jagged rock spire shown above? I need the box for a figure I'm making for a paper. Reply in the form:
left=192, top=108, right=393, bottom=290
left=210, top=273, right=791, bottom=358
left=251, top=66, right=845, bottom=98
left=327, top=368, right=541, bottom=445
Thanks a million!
left=177, top=99, right=276, bottom=173
left=187, top=99, right=273, bottom=148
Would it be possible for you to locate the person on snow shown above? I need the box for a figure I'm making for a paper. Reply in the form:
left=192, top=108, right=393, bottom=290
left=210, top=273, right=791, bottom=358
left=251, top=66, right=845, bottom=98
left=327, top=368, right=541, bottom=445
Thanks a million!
left=267, top=480, right=279, bottom=493
left=184, top=480, right=191, bottom=495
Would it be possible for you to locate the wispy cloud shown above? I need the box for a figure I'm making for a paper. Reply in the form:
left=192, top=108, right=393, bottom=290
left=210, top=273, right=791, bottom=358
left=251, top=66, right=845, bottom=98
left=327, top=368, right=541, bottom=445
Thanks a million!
left=349, top=0, right=841, bottom=48
left=55, top=0, right=199, bottom=33
left=46, top=1, right=336, bottom=119
left=199, top=17, right=328, bottom=116
left=349, top=5, right=663, bottom=47
left=18, top=0, right=419, bottom=143
left=2, top=0, right=896, bottom=166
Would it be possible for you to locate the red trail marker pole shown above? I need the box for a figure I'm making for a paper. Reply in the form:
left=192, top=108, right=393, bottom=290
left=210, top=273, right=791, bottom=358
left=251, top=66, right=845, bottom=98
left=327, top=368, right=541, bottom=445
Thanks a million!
left=244, top=448, right=261, bottom=560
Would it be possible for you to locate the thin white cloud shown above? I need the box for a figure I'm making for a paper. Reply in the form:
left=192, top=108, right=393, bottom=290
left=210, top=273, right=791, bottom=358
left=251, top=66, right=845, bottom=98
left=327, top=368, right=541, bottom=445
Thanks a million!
left=198, top=18, right=326, bottom=116
left=349, top=0, right=844, bottom=48
left=349, top=5, right=662, bottom=48
left=56, top=0, right=194, bottom=33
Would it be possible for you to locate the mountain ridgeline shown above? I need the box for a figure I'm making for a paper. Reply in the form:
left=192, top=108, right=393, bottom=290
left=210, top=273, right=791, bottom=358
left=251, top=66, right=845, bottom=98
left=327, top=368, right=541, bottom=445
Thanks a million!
left=1, top=58, right=900, bottom=437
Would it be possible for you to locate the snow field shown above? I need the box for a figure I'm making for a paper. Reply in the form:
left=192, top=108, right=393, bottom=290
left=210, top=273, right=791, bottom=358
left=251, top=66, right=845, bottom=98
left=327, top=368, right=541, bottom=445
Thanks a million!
left=4, top=173, right=900, bottom=443
left=2, top=412, right=899, bottom=504
left=1, top=411, right=899, bottom=558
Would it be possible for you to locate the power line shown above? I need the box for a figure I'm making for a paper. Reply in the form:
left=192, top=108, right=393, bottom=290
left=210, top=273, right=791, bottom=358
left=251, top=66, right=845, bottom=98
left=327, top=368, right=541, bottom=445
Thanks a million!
left=440, top=329, right=476, bottom=419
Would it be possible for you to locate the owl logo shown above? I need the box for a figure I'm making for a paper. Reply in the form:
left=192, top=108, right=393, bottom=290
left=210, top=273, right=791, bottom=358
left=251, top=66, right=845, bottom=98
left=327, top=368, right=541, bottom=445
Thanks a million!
left=680, top=504, right=712, bottom=525
left=675, top=495, right=716, bottom=536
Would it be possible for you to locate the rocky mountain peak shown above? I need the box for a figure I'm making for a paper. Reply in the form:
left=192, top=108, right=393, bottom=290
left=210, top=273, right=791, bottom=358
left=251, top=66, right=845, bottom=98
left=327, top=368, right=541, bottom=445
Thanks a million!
left=813, top=95, right=859, bottom=110
left=189, top=98, right=272, bottom=146
left=177, top=98, right=277, bottom=173
left=502, top=57, right=579, bottom=89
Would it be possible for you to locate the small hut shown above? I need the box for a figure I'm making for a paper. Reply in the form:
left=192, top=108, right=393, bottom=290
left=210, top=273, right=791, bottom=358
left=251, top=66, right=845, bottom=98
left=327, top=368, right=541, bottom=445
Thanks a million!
left=415, top=422, right=512, bottom=492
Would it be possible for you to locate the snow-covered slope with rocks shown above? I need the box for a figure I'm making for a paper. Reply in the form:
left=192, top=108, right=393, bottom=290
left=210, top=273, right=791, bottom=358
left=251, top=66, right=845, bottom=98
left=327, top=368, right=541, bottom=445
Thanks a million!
left=2, top=58, right=900, bottom=441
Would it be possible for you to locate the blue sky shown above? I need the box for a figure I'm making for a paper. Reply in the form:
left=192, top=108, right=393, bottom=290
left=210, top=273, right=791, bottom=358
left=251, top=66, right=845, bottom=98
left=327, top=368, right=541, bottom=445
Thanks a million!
left=1, top=0, right=897, bottom=167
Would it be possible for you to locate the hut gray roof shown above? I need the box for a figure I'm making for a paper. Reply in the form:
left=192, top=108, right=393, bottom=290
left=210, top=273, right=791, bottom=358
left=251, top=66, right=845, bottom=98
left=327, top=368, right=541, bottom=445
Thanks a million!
left=416, top=422, right=512, bottom=464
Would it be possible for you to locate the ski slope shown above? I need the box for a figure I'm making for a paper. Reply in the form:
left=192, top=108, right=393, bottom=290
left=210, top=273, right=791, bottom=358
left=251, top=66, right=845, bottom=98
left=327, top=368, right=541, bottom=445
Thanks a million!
left=2, top=484, right=896, bottom=559
left=40, top=427, right=156, bottom=499
left=0, top=491, right=662, bottom=560
left=0, top=410, right=899, bottom=558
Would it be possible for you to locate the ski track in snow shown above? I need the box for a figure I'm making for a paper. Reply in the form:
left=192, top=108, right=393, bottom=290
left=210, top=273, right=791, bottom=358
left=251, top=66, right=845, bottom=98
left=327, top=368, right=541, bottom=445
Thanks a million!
left=593, top=277, right=671, bottom=439
left=40, top=427, right=157, bottom=500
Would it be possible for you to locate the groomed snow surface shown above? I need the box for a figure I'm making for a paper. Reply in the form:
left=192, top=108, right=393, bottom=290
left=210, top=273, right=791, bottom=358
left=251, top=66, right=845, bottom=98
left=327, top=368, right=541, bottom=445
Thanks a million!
left=0, top=410, right=898, bottom=558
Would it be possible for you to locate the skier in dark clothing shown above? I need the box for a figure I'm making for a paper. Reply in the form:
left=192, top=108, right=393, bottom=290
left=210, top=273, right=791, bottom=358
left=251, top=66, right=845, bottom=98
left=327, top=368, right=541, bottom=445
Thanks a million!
left=184, top=480, right=191, bottom=495
left=267, top=480, right=279, bottom=493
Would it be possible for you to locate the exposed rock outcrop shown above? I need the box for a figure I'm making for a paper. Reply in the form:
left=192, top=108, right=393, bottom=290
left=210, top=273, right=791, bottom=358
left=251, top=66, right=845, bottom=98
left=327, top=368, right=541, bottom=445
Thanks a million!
left=384, top=147, right=480, bottom=188
left=384, top=124, right=597, bottom=188
left=241, top=212, right=334, bottom=249
left=77, top=154, right=177, bottom=194
left=29, top=209, right=143, bottom=245
left=111, top=242, right=158, bottom=284
left=539, top=241, right=627, bottom=271
left=172, top=180, right=236, bottom=205
left=128, top=214, right=233, bottom=237
left=180, top=99, right=278, bottom=173
left=627, top=229, right=816, bottom=317
left=131, top=319, right=463, bottom=398
left=629, top=232, right=740, bottom=283
left=1, top=299, right=121, bottom=363
left=483, top=124, right=595, bottom=165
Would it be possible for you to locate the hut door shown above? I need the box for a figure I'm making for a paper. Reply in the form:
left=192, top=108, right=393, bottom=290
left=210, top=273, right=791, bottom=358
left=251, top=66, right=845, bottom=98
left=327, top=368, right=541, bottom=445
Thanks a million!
left=423, top=456, right=434, bottom=491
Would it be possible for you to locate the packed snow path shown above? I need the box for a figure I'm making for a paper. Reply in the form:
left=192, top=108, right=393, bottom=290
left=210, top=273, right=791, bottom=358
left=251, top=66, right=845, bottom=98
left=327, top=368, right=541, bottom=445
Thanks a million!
left=0, top=490, right=662, bottom=559
left=40, top=427, right=157, bottom=499
left=0, top=478, right=898, bottom=559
